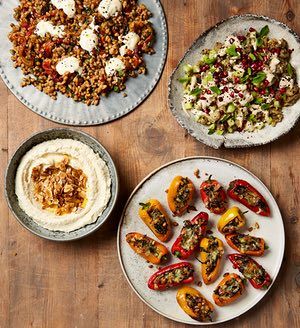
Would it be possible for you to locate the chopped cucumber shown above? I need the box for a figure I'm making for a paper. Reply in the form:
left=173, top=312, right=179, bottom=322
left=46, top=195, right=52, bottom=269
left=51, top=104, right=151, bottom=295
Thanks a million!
left=227, top=103, right=236, bottom=113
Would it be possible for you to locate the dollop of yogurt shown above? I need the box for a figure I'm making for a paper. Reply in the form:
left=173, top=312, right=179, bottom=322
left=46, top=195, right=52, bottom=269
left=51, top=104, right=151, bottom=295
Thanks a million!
left=51, top=0, right=76, bottom=18
left=56, top=57, right=82, bottom=75
left=79, top=20, right=98, bottom=52
left=105, top=58, right=125, bottom=76
left=35, top=20, right=65, bottom=38
left=98, top=0, right=122, bottom=19
left=120, top=32, right=140, bottom=56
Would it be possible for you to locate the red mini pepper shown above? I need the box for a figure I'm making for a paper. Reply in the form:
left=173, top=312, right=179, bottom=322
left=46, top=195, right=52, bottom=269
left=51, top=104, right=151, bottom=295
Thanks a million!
left=227, top=179, right=270, bottom=217
left=171, top=212, right=209, bottom=259
left=148, top=262, right=194, bottom=290
left=200, top=176, right=227, bottom=214
left=228, top=254, right=271, bottom=289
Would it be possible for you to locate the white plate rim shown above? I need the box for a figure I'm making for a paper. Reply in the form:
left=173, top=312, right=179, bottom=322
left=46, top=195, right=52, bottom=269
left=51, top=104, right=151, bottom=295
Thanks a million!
left=117, top=156, right=285, bottom=325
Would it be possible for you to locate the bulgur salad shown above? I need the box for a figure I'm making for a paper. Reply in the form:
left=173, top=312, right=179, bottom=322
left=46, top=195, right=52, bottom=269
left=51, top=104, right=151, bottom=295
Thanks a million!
left=9, top=0, right=155, bottom=106
left=180, top=26, right=300, bottom=134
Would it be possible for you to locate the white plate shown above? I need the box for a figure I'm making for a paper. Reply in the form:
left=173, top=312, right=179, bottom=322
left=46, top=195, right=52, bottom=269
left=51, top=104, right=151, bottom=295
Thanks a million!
left=0, top=0, right=167, bottom=125
left=168, top=15, right=300, bottom=148
left=117, top=156, right=284, bottom=325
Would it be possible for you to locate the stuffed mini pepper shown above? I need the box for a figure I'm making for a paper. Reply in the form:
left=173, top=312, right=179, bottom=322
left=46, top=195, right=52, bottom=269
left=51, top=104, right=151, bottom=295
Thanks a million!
left=225, top=233, right=265, bottom=256
left=200, top=176, right=227, bottom=214
left=200, top=236, right=224, bottom=284
left=228, top=254, right=271, bottom=289
left=139, top=199, right=172, bottom=242
left=172, top=212, right=208, bottom=259
left=148, top=262, right=194, bottom=290
left=177, top=286, right=214, bottom=322
left=213, top=273, right=245, bottom=306
left=217, top=207, right=246, bottom=234
left=126, top=232, right=169, bottom=265
left=167, top=176, right=195, bottom=216
left=227, top=179, right=270, bottom=216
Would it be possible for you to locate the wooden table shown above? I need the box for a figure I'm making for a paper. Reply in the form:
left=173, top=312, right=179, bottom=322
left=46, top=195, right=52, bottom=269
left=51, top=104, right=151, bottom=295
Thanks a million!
left=0, top=0, right=299, bottom=327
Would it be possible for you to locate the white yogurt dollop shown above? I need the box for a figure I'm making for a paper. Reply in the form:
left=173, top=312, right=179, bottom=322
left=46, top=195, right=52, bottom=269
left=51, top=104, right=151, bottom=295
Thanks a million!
left=35, top=20, right=65, bottom=38
left=98, top=0, right=122, bottom=19
left=56, top=57, right=82, bottom=75
left=79, top=20, right=98, bottom=53
left=51, top=0, right=76, bottom=18
left=120, top=32, right=140, bottom=56
left=105, top=57, right=125, bottom=76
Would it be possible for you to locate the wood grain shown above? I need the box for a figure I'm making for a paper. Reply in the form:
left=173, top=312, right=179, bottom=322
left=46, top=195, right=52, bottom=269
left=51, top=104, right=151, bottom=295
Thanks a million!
left=0, top=0, right=299, bottom=327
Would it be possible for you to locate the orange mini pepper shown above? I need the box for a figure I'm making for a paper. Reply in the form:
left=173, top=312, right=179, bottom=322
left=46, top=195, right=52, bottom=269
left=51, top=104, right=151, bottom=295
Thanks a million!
left=225, top=233, right=265, bottom=256
left=200, top=236, right=224, bottom=285
left=176, top=286, right=214, bottom=322
left=126, top=232, right=169, bottom=265
left=167, top=176, right=195, bottom=216
left=213, top=273, right=245, bottom=306
left=138, top=199, right=172, bottom=242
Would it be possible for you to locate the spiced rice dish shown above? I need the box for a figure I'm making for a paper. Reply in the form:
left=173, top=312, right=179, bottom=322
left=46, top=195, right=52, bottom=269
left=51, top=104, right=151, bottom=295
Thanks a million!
left=9, top=0, right=155, bottom=106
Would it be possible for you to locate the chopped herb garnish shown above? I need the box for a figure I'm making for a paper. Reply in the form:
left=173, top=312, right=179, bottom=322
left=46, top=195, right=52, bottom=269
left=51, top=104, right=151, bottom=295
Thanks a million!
left=287, top=63, right=293, bottom=76
left=259, top=25, right=270, bottom=38
left=249, top=53, right=256, bottom=61
left=190, top=87, right=202, bottom=96
left=210, top=86, right=221, bottom=95
left=226, top=45, right=238, bottom=57
left=252, top=72, right=266, bottom=85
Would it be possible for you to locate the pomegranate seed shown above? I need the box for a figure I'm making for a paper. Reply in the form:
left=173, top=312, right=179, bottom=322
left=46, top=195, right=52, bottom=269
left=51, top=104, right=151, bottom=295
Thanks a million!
left=236, top=47, right=242, bottom=53
left=269, top=87, right=275, bottom=94
left=234, top=77, right=240, bottom=84
left=207, top=90, right=212, bottom=94
left=249, top=27, right=256, bottom=32
left=237, top=35, right=246, bottom=42
left=279, top=88, right=286, bottom=94
left=254, top=86, right=259, bottom=92
left=238, top=93, right=244, bottom=98
left=263, top=80, right=269, bottom=86
left=200, top=96, right=206, bottom=100
left=221, top=80, right=227, bottom=85
left=260, top=90, right=266, bottom=95
left=222, top=71, right=228, bottom=77
left=230, top=92, right=235, bottom=98
left=204, top=108, right=210, bottom=114
left=223, top=86, right=228, bottom=92
left=275, top=94, right=281, bottom=100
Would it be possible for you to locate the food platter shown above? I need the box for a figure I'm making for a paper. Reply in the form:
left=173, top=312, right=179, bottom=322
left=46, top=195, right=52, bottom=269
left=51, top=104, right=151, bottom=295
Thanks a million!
left=118, top=156, right=284, bottom=324
left=0, top=0, right=167, bottom=125
left=169, top=14, right=300, bottom=148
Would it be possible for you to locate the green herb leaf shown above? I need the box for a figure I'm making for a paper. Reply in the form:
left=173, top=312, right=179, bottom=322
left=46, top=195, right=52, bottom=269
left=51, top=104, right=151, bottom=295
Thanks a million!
left=219, top=114, right=231, bottom=123
left=241, top=75, right=249, bottom=83
left=249, top=53, right=256, bottom=61
left=226, top=45, right=238, bottom=57
left=252, top=72, right=266, bottom=85
left=113, top=86, right=119, bottom=92
left=208, top=123, right=216, bottom=135
left=178, top=77, right=190, bottom=84
left=247, top=67, right=252, bottom=75
left=256, top=38, right=263, bottom=48
left=190, top=87, right=202, bottom=96
left=248, top=113, right=256, bottom=122
left=210, top=86, right=221, bottom=95
left=261, top=103, right=270, bottom=110
left=259, top=25, right=270, bottom=38
left=139, top=202, right=151, bottom=210
left=287, top=63, right=293, bottom=76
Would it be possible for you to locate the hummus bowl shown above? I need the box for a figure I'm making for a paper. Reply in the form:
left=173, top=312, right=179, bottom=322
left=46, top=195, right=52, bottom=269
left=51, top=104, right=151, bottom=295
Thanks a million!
left=5, top=129, right=118, bottom=241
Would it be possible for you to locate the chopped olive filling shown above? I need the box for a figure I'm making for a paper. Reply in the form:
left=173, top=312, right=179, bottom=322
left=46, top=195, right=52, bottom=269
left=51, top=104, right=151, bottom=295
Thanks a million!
left=180, top=220, right=200, bottom=251
left=129, top=235, right=160, bottom=257
left=232, top=234, right=262, bottom=252
left=148, top=208, right=168, bottom=235
left=234, top=186, right=267, bottom=211
left=202, top=237, right=223, bottom=274
left=223, top=216, right=240, bottom=233
left=203, top=183, right=226, bottom=210
left=186, top=294, right=213, bottom=322
left=174, top=177, right=191, bottom=211
left=214, top=278, right=242, bottom=298
left=154, top=266, right=193, bottom=287
left=236, top=257, right=267, bottom=285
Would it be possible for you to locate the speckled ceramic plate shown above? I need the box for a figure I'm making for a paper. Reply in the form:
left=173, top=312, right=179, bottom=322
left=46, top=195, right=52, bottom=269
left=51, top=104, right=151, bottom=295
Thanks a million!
left=0, top=0, right=167, bottom=125
left=117, top=156, right=284, bottom=325
left=5, top=128, right=118, bottom=241
left=169, top=15, right=300, bottom=149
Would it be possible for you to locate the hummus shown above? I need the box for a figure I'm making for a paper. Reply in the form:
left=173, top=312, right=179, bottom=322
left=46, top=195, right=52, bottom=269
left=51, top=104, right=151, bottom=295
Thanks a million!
left=15, top=139, right=111, bottom=232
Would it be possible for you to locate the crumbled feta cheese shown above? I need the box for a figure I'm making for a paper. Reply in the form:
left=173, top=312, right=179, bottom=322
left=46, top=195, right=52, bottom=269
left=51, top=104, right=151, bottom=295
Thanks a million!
left=51, top=0, right=76, bottom=18
left=98, top=0, right=122, bottom=19
left=35, top=20, right=65, bottom=38
left=56, top=57, right=81, bottom=75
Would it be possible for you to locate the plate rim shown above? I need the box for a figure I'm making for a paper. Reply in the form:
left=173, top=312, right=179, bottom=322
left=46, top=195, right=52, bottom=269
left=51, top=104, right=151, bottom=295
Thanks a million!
left=168, top=13, right=300, bottom=149
left=0, top=0, right=168, bottom=126
left=117, top=155, right=285, bottom=325
left=5, top=127, right=119, bottom=241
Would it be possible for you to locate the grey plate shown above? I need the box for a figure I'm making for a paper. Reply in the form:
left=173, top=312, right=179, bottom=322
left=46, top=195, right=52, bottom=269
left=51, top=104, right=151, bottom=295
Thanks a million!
left=5, top=129, right=118, bottom=241
left=169, top=14, right=300, bottom=149
left=0, top=0, right=168, bottom=125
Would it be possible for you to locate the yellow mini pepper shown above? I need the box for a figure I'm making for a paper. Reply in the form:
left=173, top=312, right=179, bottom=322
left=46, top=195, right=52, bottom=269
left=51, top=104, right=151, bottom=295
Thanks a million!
left=217, top=206, right=246, bottom=234
left=138, top=199, right=172, bottom=242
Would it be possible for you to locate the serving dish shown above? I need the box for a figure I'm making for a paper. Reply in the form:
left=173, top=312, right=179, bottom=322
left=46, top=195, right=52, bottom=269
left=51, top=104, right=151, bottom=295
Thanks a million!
left=117, top=156, right=284, bottom=324
left=169, top=14, right=300, bottom=148
left=0, top=0, right=168, bottom=125
left=5, top=128, right=118, bottom=241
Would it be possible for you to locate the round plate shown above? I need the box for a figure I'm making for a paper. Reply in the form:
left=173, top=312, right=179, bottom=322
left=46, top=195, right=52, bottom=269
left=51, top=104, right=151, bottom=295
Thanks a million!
left=0, top=0, right=167, bottom=125
left=168, top=14, right=300, bottom=149
left=5, top=128, right=118, bottom=241
left=117, top=156, right=284, bottom=324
